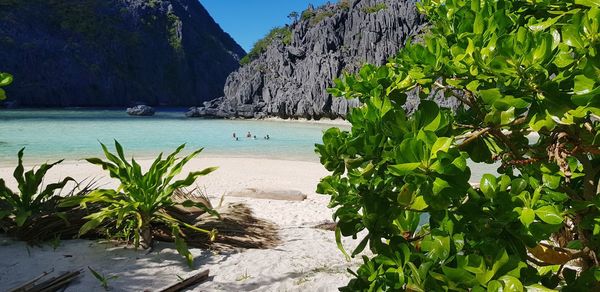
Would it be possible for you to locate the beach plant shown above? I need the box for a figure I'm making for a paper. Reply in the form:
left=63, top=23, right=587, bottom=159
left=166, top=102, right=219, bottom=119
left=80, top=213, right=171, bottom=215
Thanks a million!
left=0, top=148, right=73, bottom=229
left=88, top=266, right=118, bottom=290
left=0, top=72, right=12, bottom=100
left=317, top=0, right=600, bottom=290
left=68, top=141, right=218, bottom=267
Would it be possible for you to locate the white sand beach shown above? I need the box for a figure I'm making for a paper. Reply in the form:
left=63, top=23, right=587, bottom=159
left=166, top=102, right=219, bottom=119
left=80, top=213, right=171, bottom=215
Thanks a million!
left=0, top=157, right=364, bottom=291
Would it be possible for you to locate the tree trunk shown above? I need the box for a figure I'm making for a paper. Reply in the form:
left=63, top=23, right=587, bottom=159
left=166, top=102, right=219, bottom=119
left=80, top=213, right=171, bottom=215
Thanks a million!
left=140, top=225, right=153, bottom=249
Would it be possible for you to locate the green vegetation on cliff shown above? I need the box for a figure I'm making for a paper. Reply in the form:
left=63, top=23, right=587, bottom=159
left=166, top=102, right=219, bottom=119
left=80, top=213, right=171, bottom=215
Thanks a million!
left=240, top=26, right=291, bottom=65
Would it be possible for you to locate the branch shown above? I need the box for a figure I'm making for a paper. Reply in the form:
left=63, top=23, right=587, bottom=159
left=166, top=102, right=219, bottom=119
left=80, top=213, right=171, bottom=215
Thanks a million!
left=433, top=81, right=474, bottom=108
left=457, top=127, right=491, bottom=149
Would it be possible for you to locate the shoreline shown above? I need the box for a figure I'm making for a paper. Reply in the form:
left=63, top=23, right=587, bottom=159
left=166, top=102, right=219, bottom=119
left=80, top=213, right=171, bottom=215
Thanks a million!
left=0, top=107, right=351, bottom=125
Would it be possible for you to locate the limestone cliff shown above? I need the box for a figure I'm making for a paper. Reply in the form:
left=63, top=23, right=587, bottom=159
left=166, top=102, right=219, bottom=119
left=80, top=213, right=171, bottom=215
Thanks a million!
left=0, top=0, right=245, bottom=107
left=189, top=0, right=423, bottom=119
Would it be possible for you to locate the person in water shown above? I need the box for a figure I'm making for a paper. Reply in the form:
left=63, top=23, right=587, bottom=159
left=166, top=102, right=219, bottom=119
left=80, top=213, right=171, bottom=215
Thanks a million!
left=246, top=131, right=252, bottom=138
left=264, top=134, right=270, bottom=140
left=232, top=132, right=236, bottom=139
left=253, top=135, right=257, bottom=140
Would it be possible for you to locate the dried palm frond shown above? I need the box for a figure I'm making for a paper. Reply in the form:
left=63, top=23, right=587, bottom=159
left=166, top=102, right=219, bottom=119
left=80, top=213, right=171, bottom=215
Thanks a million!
left=157, top=189, right=279, bottom=251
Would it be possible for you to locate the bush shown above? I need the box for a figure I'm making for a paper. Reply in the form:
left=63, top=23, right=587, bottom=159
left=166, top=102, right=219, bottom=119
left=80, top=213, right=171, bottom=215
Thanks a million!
left=240, top=27, right=291, bottom=65
left=67, top=141, right=218, bottom=267
left=301, top=9, right=316, bottom=21
left=0, top=72, right=12, bottom=100
left=318, top=0, right=600, bottom=290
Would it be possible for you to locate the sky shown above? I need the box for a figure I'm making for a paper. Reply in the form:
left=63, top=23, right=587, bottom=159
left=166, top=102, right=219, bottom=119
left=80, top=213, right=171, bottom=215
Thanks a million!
left=200, top=0, right=332, bottom=52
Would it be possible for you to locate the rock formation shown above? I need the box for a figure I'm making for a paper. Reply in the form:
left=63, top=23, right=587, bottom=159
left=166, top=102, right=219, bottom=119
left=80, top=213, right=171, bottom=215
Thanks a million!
left=189, top=0, right=425, bottom=119
left=0, top=0, right=245, bottom=107
left=126, top=105, right=155, bottom=116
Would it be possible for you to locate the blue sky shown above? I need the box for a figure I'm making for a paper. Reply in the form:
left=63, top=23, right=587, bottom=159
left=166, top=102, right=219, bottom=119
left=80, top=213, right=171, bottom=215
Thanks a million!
left=200, top=0, right=332, bottom=52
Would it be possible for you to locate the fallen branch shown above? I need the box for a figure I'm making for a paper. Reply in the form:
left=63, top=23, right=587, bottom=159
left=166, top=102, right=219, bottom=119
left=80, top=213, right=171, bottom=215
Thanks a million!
left=9, top=270, right=81, bottom=292
left=158, top=269, right=210, bottom=292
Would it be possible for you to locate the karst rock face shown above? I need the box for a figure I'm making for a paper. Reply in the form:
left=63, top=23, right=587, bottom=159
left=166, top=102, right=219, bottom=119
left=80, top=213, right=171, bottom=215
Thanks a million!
left=191, top=0, right=427, bottom=119
left=0, top=0, right=245, bottom=107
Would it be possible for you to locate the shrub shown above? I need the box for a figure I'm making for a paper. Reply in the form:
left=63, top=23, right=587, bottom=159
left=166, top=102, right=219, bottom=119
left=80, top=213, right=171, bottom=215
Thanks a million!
left=0, top=148, right=73, bottom=228
left=68, top=141, right=218, bottom=266
left=301, top=10, right=316, bottom=21
left=318, top=0, right=600, bottom=290
left=240, top=27, right=291, bottom=65
left=362, top=3, right=387, bottom=14
left=0, top=72, right=12, bottom=100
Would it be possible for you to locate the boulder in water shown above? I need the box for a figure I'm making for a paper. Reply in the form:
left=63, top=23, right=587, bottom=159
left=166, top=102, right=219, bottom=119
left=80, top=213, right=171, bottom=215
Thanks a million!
left=127, top=105, right=155, bottom=116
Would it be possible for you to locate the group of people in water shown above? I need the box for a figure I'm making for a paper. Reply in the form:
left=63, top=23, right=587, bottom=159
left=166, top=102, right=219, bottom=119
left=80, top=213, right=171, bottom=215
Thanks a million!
left=232, top=131, right=270, bottom=141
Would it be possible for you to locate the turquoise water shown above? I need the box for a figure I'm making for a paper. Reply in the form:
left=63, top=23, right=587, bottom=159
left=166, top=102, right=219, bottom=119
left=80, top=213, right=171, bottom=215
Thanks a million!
left=0, top=109, right=345, bottom=165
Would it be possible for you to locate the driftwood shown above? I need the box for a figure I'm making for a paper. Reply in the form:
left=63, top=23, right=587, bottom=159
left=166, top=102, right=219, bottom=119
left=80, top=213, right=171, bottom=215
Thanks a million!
left=157, top=269, right=210, bottom=292
left=9, top=270, right=81, bottom=292
left=227, top=188, right=307, bottom=201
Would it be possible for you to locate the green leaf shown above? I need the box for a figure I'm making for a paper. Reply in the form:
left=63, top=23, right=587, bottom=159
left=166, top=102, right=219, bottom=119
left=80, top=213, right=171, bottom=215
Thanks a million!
left=336, top=226, right=351, bottom=261
left=0, top=73, right=13, bottom=86
left=410, top=196, right=428, bottom=211
left=15, top=210, right=32, bottom=227
left=529, top=15, right=563, bottom=32
left=389, top=163, right=422, bottom=176
left=520, top=208, right=535, bottom=227
left=562, top=24, right=584, bottom=49
left=575, top=0, right=600, bottom=7
left=542, top=174, right=561, bottom=190
left=535, top=206, right=563, bottom=225
left=480, top=174, right=497, bottom=198
left=479, top=88, right=502, bottom=105
left=574, top=74, right=596, bottom=95
left=500, top=276, right=524, bottom=291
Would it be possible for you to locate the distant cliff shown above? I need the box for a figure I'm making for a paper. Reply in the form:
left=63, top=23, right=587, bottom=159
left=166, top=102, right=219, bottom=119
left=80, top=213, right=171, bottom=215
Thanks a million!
left=190, top=0, right=424, bottom=119
left=0, top=0, right=245, bottom=107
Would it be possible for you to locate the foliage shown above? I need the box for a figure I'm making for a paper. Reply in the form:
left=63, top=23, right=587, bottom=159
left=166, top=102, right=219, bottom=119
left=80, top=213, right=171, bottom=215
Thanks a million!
left=363, top=3, right=387, bottom=14
left=317, top=0, right=600, bottom=290
left=288, top=11, right=299, bottom=23
left=240, top=27, right=292, bottom=65
left=0, top=72, right=12, bottom=100
left=167, top=10, right=183, bottom=54
left=338, top=0, right=351, bottom=11
left=66, top=141, right=218, bottom=267
left=301, top=9, right=316, bottom=21
left=0, top=148, right=73, bottom=228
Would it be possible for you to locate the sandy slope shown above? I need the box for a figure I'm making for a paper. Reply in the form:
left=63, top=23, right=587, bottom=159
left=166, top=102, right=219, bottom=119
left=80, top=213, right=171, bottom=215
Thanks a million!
left=0, top=157, right=364, bottom=291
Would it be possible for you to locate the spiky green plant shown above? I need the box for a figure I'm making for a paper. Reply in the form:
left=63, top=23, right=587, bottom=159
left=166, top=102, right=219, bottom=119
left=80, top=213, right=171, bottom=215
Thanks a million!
left=0, top=148, right=73, bottom=228
left=67, top=141, right=218, bottom=266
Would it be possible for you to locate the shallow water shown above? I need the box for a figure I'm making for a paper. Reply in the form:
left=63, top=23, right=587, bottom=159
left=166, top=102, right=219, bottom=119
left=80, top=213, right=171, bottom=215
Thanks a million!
left=0, top=109, right=498, bottom=181
left=0, top=109, right=343, bottom=165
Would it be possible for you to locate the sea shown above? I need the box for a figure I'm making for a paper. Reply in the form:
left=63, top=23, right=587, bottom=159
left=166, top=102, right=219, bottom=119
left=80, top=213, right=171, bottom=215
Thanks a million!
left=0, top=108, right=497, bottom=181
